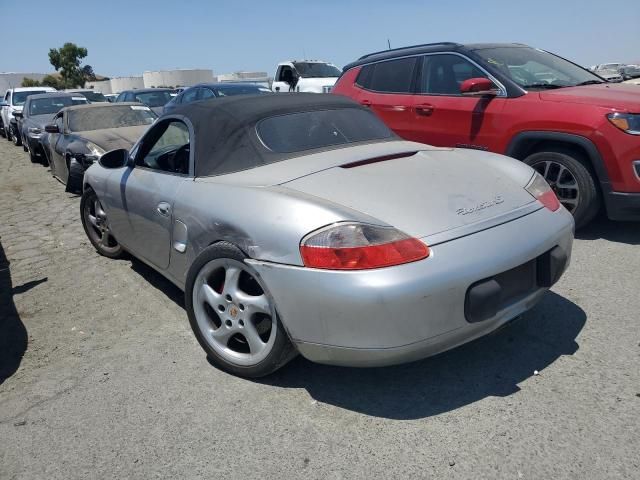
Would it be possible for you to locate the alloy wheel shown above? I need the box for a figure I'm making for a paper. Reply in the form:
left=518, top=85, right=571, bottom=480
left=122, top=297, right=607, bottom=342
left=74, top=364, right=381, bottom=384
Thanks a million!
left=83, top=198, right=120, bottom=255
left=531, top=160, right=580, bottom=214
left=192, top=258, right=277, bottom=366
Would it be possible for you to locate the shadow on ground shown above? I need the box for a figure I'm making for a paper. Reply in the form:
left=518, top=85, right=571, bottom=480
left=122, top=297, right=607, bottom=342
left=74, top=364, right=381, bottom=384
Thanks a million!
left=258, top=292, right=585, bottom=420
left=0, top=240, right=35, bottom=385
left=576, top=216, right=640, bottom=245
left=130, top=257, right=184, bottom=308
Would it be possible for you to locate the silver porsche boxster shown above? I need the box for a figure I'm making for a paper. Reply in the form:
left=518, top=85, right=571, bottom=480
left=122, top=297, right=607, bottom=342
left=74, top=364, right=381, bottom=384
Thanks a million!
left=80, top=94, right=574, bottom=377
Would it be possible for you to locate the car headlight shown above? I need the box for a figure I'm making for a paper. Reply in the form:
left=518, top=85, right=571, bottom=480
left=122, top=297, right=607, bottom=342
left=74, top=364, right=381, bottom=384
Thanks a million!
left=607, top=113, right=640, bottom=135
left=28, top=127, right=42, bottom=136
left=85, top=141, right=106, bottom=159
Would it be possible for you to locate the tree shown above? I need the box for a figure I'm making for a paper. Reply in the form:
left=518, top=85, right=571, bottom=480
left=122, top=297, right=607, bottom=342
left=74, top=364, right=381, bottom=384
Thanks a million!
left=82, top=65, right=96, bottom=82
left=41, top=75, right=63, bottom=89
left=48, top=42, right=88, bottom=88
left=21, top=77, right=42, bottom=87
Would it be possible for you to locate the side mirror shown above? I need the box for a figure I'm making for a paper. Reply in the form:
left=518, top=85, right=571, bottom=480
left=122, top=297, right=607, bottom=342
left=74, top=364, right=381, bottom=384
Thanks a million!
left=44, top=124, right=59, bottom=133
left=99, top=148, right=131, bottom=169
left=12, top=111, right=23, bottom=118
left=460, top=77, right=499, bottom=96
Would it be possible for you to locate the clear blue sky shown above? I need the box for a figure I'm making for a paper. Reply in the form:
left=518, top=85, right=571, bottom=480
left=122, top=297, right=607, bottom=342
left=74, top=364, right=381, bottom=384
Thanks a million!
left=2, top=0, right=639, bottom=76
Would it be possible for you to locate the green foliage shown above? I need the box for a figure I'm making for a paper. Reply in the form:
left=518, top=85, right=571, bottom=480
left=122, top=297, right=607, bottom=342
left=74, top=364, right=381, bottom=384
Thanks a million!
left=41, top=75, right=64, bottom=89
left=48, top=42, right=91, bottom=88
left=21, top=77, right=42, bottom=87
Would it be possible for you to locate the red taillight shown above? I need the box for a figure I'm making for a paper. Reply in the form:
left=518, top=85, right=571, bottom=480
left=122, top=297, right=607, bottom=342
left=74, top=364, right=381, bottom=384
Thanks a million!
left=526, top=172, right=561, bottom=212
left=300, top=223, right=430, bottom=270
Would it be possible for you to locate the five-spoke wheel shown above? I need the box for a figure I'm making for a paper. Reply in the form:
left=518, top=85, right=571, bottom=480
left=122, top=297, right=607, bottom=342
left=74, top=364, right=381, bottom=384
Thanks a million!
left=186, top=242, right=295, bottom=377
left=80, top=188, right=124, bottom=258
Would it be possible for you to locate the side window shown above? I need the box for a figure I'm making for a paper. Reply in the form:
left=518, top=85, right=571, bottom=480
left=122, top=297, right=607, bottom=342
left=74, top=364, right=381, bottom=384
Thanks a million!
left=200, top=88, right=215, bottom=100
left=115, top=93, right=125, bottom=102
left=182, top=88, right=199, bottom=104
left=126, top=93, right=136, bottom=102
left=368, top=57, right=417, bottom=93
left=278, top=66, right=294, bottom=82
left=137, top=120, right=190, bottom=174
left=355, top=64, right=374, bottom=89
left=420, top=54, right=487, bottom=95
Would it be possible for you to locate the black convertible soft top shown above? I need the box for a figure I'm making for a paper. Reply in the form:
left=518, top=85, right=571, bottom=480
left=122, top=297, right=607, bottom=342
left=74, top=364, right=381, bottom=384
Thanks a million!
left=165, top=93, right=394, bottom=177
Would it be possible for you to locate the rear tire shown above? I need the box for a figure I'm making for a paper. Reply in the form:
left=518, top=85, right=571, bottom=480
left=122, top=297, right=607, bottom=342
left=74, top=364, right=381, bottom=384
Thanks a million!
left=80, top=188, right=124, bottom=259
left=523, top=151, right=599, bottom=229
left=185, top=242, right=297, bottom=378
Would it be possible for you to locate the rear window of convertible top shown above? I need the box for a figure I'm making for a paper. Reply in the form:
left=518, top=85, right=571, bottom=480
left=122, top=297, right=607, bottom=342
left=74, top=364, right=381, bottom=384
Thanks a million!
left=256, top=108, right=393, bottom=154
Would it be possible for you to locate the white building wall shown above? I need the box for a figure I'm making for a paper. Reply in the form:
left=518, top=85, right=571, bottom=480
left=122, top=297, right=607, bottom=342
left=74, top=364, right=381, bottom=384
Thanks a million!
left=84, top=79, right=113, bottom=94
left=0, top=73, right=50, bottom=93
left=110, top=76, right=145, bottom=93
left=142, top=69, right=214, bottom=88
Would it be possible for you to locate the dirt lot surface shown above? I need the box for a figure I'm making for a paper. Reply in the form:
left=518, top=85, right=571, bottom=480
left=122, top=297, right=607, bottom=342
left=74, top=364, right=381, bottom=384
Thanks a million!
left=0, top=138, right=639, bottom=479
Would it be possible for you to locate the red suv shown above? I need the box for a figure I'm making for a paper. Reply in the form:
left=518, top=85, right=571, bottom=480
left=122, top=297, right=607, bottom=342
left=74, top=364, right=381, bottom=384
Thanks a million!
left=332, top=42, right=640, bottom=227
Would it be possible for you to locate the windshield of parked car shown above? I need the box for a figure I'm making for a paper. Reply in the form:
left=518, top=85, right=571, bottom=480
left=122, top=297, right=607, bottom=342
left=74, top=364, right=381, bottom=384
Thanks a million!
left=29, top=96, right=87, bottom=116
left=213, top=85, right=272, bottom=96
left=13, top=90, right=49, bottom=106
left=474, top=46, right=604, bottom=89
left=133, top=91, right=173, bottom=107
left=257, top=108, right=394, bottom=153
left=75, top=91, right=108, bottom=102
left=68, top=105, right=157, bottom=132
left=292, top=62, right=341, bottom=78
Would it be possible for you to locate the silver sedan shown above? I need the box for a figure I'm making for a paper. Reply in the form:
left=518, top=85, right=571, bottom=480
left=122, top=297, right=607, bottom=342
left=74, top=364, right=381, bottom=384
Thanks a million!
left=80, top=94, right=574, bottom=377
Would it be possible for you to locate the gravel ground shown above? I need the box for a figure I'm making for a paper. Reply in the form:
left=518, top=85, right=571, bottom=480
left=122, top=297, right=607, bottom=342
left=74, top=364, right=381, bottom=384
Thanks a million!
left=0, top=138, right=638, bottom=479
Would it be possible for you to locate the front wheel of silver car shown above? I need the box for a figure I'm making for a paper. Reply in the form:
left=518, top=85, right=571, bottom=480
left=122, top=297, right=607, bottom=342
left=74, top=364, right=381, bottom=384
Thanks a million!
left=185, top=242, right=296, bottom=377
left=80, top=188, right=124, bottom=259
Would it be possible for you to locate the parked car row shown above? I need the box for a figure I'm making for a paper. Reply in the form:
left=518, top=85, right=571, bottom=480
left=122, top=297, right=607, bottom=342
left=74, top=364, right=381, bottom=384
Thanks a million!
left=590, top=63, right=640, bottom=84
left=2, top=40, right=638, bottom=379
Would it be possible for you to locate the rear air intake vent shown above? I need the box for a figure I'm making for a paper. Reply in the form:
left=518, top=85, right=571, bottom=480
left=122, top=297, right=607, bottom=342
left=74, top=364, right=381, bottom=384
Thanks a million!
left=340, top=152, right=418, bottom=169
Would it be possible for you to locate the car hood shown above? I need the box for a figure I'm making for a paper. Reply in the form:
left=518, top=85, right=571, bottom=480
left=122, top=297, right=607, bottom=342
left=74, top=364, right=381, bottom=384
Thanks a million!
left=539, top=84, right=640, bottom=109
left=150, top=106, right=165, bottom=115
left=280, top=147, right=537, bottom=240
left=75, top=125, right=148, bottom=151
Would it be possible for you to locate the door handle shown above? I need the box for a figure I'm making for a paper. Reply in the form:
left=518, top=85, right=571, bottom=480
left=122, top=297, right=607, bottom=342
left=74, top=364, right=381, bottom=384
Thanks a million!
left=415, top=104, right=434, bottom=116
left=360, top=100, right=372, bottom=107
left=156, top=202, right=171, bottom=216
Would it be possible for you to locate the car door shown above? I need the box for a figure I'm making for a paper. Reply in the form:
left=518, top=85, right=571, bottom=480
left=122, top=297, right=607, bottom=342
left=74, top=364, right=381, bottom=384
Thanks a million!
left=272, top=65, right=296, bottom=92
left=106, top=118, right=192, bottom=270
left=353, top=57, right=420, bottom=140
left=408, top=53, right=507, bottom=151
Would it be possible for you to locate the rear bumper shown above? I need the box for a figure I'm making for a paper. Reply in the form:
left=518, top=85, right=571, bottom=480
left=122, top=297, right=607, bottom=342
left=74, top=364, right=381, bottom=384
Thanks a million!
left=604, top=190, right=640, bottom=221
left=248, top=207, right=574, bottom=367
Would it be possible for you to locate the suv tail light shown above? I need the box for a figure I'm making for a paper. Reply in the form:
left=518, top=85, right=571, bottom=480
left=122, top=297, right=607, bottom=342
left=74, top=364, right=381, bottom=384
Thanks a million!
left=300, top=223, right=430, bottom=270
left=526, top=172, right=561, bottom=211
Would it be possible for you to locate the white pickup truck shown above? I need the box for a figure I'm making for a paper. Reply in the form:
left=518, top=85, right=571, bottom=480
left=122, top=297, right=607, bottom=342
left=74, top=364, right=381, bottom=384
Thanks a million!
left=271, top=60, right=341, bottom=93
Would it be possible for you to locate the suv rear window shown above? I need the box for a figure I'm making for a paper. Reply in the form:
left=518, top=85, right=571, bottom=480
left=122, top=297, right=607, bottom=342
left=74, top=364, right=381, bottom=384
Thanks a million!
left=257, top=108, right=393, bottom=154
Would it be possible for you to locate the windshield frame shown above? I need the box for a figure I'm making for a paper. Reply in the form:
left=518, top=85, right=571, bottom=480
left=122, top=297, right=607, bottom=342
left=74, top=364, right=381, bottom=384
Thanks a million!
left=469, top=46, right=606, bottom=92
left=12, top=90, right=50, bottom=106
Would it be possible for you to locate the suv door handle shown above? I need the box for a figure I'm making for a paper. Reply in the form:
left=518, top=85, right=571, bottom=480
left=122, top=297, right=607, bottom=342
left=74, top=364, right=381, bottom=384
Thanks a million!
left=157, top=202, right=171, bottom=216
left=360, top=100, right=372, bottom=107
left=415, top=104, right=434, bottom=116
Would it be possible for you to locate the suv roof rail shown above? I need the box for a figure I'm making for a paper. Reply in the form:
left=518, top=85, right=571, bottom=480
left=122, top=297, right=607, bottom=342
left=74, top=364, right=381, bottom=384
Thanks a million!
left=357, top=42, right=462, bottom=60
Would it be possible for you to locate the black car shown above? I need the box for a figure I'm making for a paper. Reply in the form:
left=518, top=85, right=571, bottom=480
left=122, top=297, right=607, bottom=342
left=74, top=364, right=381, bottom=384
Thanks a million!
left=15, top=93, right=88, bottom=163
left=163, top=82, right=271, bottom=114
left=114, top=88, right=174, bottom=115
left=41, top=102, right=157, bottom=192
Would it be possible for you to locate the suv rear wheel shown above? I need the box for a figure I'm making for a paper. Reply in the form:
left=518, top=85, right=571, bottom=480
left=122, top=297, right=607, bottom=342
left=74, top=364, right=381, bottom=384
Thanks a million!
left=523, top=151, right=599, bottom=228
